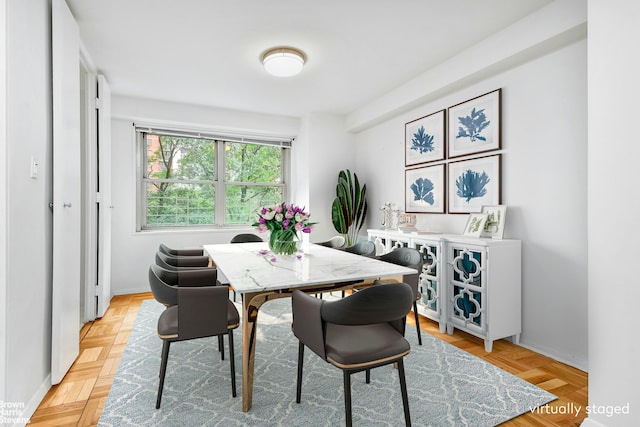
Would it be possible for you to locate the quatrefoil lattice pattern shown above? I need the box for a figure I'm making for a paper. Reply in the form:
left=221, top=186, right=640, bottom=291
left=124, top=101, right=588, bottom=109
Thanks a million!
left=450, top=248, right=485, bottom=329
left=416, top=243, right=440, bottom=313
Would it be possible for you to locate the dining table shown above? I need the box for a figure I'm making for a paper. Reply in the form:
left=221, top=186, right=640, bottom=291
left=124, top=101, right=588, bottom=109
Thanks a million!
left=202, top=241, right=417, bottom=412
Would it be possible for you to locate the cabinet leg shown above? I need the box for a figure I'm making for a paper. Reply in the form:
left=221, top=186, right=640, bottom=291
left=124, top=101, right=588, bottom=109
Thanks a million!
left=438, top=322, right=446, bottom=334
left=484, top=339, right=493, bottom=352
left=446, top=324, right=454, bottom=335
left=512, top=334, right=520, bottom=345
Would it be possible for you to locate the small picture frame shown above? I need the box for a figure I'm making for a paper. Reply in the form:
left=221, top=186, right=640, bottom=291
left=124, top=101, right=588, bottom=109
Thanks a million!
left=405, top=164, right=445, bottom=214
left=405, top=109, right=446, bottom=166
left=448, top=154, right=501, bottom=214
left=463, top=213, right=488, bottom=237
left=448, top=89, right=501, bottom=158
left=481, top=205, right=507, bottom=239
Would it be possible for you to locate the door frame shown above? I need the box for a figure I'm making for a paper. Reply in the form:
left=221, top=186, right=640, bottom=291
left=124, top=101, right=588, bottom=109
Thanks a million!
left=0, top=0, right=8, bottom=401
left=79, top=50, right=98, bottom=322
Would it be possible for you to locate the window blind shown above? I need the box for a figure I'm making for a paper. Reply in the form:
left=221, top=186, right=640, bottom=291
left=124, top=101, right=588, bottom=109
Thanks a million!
left=133, top=123, right=293, bottom=148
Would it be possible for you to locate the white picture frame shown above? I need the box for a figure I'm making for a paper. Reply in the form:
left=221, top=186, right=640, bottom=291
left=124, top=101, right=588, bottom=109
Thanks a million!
left=481, top=205, right=507, bottom=239
left=463, top=213, right=488, bottom=237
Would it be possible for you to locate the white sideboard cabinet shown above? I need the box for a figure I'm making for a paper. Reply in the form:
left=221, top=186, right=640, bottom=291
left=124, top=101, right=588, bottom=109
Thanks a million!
left=367, top=229, right=521, bottom=352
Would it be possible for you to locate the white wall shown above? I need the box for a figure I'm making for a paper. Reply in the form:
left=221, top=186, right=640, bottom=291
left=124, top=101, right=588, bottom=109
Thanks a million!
left=354, top=34, right=587, bottom=368
left=584, top=1, right=640, bottom=426
left=4, top=0, right=53, bottom=420
left=301, top=113, right=356, bottom=243
left=109, top=96, right=302, bottom=295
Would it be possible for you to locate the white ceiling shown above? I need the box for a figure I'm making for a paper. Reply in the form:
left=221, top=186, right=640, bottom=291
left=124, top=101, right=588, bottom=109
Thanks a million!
left=68, top=0, right=552, bottom=117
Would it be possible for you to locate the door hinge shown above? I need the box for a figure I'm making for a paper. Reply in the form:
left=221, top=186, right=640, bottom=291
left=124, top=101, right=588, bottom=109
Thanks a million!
left=95, top=97, right=102, bottom=109
left=96, top=192, right=102, bottom=203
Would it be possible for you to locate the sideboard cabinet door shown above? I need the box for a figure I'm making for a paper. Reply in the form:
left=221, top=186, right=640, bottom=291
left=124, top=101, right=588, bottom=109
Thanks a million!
left=446, top=238, right=521, bottom=352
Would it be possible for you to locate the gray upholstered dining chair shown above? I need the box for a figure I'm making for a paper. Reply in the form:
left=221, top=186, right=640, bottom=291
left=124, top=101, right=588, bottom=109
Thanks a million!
left=148, top=264, right=219, bottom=307
left=229, top=233, right=263, bottom=243
left=292, top=282, right=414, bottom=427
left=148, top=264, right=239, bottom=409
left=314, top=235, right=347, bottom=298
left=343, top=239, right=376, bottom=257
left=158, top=242, right=204, bottom=257
left=316, top=235, right=345, bottom=248
left=376, top=247, right=424, bottom=345
left=336, top=240, right=377, bottom=297
left=228, top=233, right=263, bottom=301
left=155, top=251, right=210, bottom=269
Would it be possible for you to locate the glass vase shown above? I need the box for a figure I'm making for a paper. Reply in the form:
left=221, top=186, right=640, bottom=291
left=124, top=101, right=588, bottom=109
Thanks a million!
left=269, top=230, right=300, bottom=255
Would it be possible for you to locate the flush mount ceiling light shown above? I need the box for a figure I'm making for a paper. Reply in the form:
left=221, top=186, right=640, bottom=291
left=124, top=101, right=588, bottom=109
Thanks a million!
left=261, top=47, right=306, bottom=77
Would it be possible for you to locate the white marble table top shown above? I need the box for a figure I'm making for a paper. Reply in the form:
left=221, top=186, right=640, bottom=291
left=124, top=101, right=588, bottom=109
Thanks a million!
left=203, top=242, right=417, bottom=294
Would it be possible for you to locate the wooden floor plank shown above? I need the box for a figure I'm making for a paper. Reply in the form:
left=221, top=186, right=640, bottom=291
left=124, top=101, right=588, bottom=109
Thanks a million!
left=28, top=291, right=588, bottom=426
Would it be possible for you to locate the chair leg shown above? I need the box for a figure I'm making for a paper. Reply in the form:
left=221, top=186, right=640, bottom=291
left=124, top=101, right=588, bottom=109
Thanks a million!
left=228, top=330, right=236, bottom=397
left=341, top=290, right=345, bottom=298
left=413, top=301, right=422, bottom=345
left=397, top=359, right=412, bottom=427
left=296, top=342, right=304, bottom=403
left=218, top=335, right=225, bottom=360
left=156, top=340, right=171, bottom=409
left=343, top=371, right=353, bottom=427
left=365, top=369, right=370, bottom=384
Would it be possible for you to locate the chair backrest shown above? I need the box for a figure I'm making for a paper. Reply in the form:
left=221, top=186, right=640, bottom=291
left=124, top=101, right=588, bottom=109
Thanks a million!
left=148, top=264, right=219, bottom=306
left=155, top=252, right=176, bottom=270
left=230, top=233, right=263, bottom=243
left=158, top=243, right=203, bottom=257
left=317, top=235, right=345, bottom=248
left=155, top=251, right=210, bottom=268
left=321, top=282, right=413, bottom=326
left=177, top=286, right=230, bottom=340
left=343, top=240, right=376, bottom=257
left=378, top=247, right=423, bottom=293
left=149, top=265, right=179, bottom=306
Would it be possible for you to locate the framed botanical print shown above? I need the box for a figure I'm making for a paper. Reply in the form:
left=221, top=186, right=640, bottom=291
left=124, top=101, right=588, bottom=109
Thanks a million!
left=448, top=89, right=501, bottom=158
left=405, top=109, right=446, bottom=166
left=463, top=213, right=488, bottom=237
left=481, top=205, right=507, bottom=239
left=405, top=164, right=446, bottom=214
left=448, top=154, right=501, bottom=214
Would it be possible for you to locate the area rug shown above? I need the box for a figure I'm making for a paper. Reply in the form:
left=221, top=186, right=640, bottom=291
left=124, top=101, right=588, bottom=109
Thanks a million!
left=98, top=297, right=555, bottom=426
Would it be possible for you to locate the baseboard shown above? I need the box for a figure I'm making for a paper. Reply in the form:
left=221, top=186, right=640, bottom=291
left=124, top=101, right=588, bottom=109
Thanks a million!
left=9, top=375, right=50, bottom=427
left=516, top=340, right=588, bottom=372
left=113, top=286, right=150, bottom=296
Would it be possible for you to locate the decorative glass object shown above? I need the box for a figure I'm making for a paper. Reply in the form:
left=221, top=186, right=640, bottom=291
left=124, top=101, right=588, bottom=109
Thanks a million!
left=268, top=230, right=300, bottom=255
left=380, top=202, right=400, bottom=230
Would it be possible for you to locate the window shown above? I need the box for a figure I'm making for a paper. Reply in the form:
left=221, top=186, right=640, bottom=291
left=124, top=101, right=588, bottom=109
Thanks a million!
left=137, top=126, right=291, bottom=229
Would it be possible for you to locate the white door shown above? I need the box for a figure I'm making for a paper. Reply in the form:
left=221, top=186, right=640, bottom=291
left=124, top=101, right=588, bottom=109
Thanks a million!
left=51, top=0, right=81, bottom=385
left=96, top=75, right=112, bottom=318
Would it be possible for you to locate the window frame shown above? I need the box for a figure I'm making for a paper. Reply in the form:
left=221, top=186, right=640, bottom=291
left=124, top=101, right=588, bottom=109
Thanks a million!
left=135, top=125, right=291, bottom=231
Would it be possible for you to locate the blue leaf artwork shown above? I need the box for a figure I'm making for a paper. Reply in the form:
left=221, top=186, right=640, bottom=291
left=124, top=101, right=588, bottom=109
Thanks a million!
left=411, top=126, right=435, bottom=154
left=456, top=107, right=490, bottom=142
left=456, top=169, right=490, bottom=203
left=411, top=177, right=435, bottom=205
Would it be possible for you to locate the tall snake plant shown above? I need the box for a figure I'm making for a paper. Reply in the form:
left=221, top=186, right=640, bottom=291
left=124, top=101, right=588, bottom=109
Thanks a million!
left=331, top=169, right=368, bottom=247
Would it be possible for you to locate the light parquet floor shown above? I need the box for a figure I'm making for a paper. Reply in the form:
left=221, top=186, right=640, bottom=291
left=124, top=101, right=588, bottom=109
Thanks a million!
left=28, top=292, right=587, bottom=426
